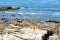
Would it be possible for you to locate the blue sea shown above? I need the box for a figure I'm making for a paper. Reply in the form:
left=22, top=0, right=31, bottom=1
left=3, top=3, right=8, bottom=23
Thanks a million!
left=0, top=0, right=60, bottom=21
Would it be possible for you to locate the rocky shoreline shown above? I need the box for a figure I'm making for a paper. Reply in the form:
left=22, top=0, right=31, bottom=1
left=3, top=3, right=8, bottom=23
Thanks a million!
left=0, top=19, right=60, bottom=40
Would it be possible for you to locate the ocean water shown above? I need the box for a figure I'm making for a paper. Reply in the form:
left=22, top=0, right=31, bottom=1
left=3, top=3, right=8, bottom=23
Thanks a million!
left=0, top=0, right=60, bottom=21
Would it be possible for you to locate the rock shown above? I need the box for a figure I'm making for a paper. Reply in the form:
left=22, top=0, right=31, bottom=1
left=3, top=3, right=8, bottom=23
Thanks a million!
left=0, top=19, right=60, bottom=40
left=42, top=30, right=54, bottom=40
left=46, top=20, right=60, bottom=23
left=5, top=19, right=59, bottom=32
left=0, top=6, right=20, bottom=11
left=3, top=34, right=21, bottom=40
left=49, top=35, right=58, bottom=40
left=11, top=7, right=20, bottom=10
left=2, top=28, right=47, bottom=40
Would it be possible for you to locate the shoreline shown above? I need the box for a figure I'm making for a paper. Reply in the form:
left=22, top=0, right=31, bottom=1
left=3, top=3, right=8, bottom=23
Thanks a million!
left=0, top=18, right=60, bottom=40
